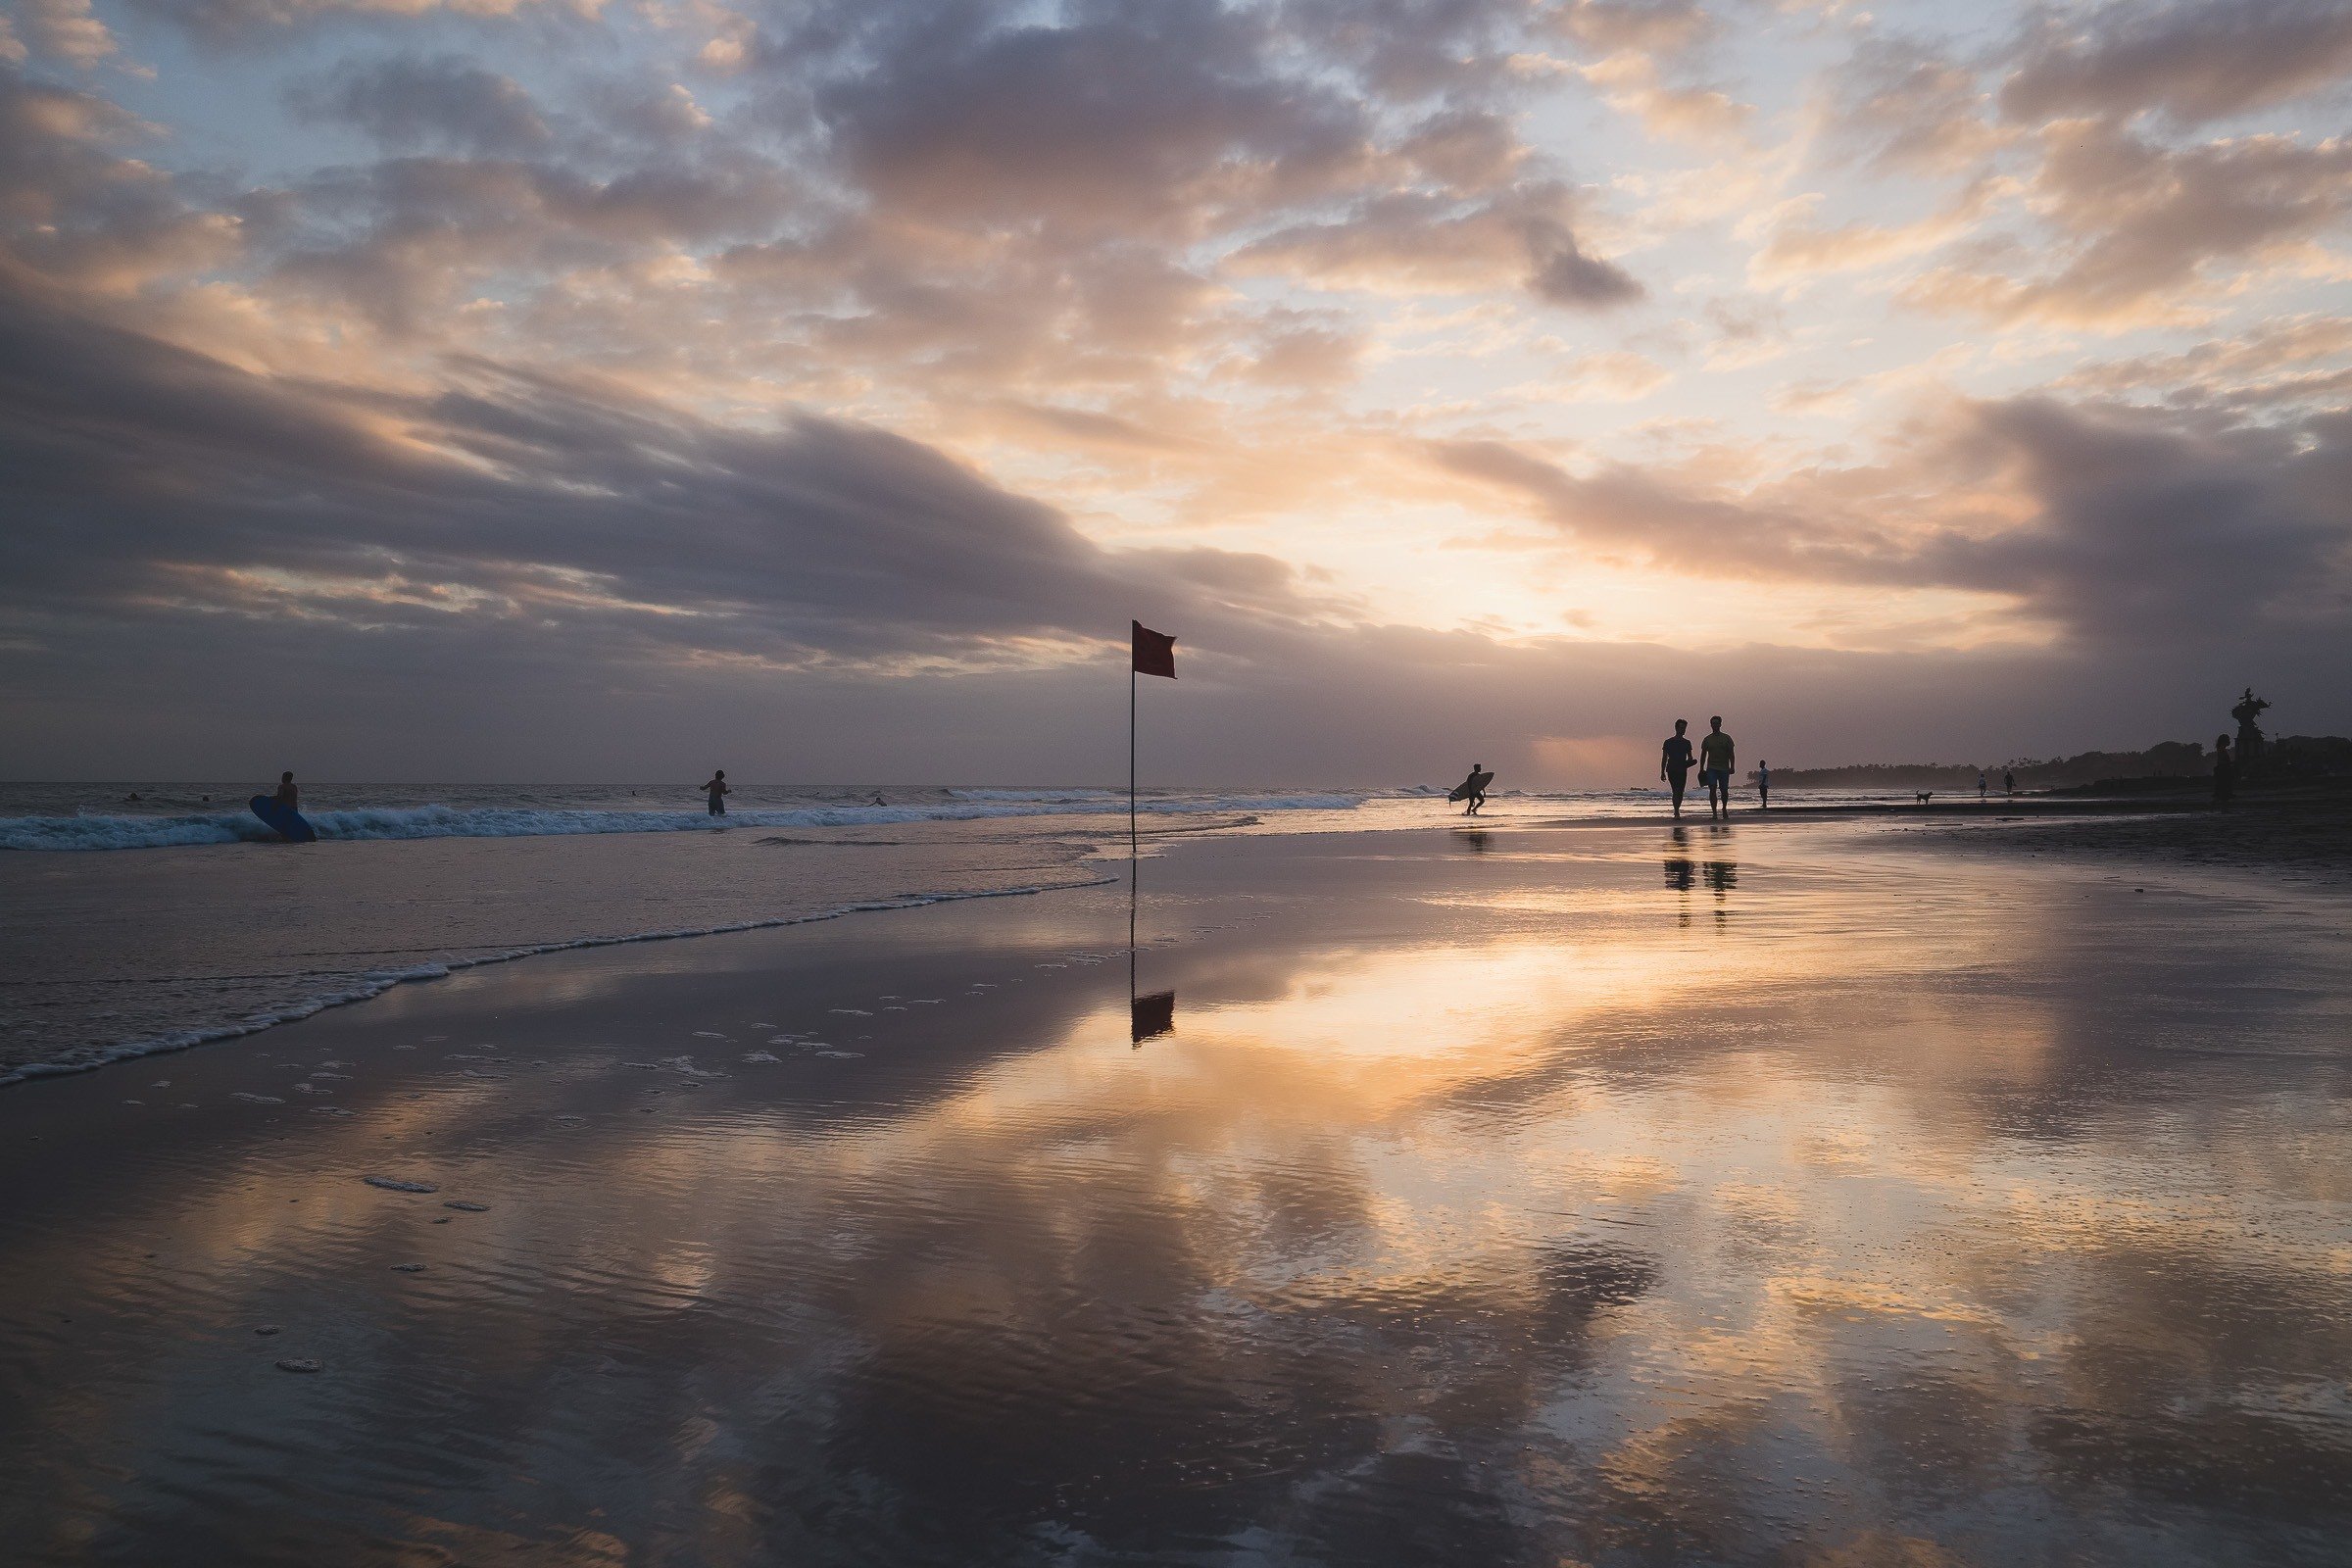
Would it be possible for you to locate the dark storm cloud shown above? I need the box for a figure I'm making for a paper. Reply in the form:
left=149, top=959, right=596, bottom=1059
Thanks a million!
left=1433, top=396, right=2352, bottom=643
left=0, top=268, right=1313, bottom=667
left=288, top=54, right=554, bottom=157
left=2003, top=0, right=2352, bottom=128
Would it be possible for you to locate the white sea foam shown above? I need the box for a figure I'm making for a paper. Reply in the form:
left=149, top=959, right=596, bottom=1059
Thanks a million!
left=0, top=792, right=1363, bottom=853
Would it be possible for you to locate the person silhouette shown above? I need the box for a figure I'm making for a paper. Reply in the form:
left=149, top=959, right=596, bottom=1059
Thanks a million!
left=2213, top=734, right=2234, bottom=807
left=2004, top=769, right=2015, bottom=796
left=1698, top=716, right=1735, bottom=820
left=1755, top=760, right=1769, bottom=810
left=703, top=769, right=730, bottom=816
left=1660, top=721, right=1694, bottom=819
left=1456, top=762, right=1490, bottom=815
left=274, top=771, right=299, bottom=810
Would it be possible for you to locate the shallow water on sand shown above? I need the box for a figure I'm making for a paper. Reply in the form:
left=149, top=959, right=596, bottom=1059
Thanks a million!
left=1, top=821, right=2347, bottom=1565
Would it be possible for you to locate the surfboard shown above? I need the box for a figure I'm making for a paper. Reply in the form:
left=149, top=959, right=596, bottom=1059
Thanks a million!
left=1446, top=770, right=1495, bottom=803
left=249, top=794, right=318, bottom=844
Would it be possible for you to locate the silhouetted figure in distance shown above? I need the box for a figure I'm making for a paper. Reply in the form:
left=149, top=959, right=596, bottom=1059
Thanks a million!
left=1454, top=763, right=1491, bottom=815
left=1978, top=769, right=1987, bottom=803
left=2004, top=769, right=2015, bottom=796
left=1698, top=716, right=1735, bottom=820
left=2231, top=689, right=2269, bottom=769
left=2213, top=734, right=2234, bottom=807
left=1661, top=721, right=1694, bottom=819
left=1755, top=760, right=1769, bottom=810
left=704, top=769, right=730, bottom=816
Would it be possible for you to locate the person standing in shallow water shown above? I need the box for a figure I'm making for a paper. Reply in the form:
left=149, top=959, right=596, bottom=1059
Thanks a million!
left=1660, top=721, right=1695, bottom=819
left=2213, top=735, right=2234, bottom=807
left=1756, top=760, right=1770, bottom=810
left=703, top=769, right=731, bottom=816
left=1698, top=716, right=1735, bottom=820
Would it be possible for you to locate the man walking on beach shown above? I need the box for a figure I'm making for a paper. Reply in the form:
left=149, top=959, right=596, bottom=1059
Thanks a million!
left=1661, top=721, right=1695, bottom=819
left=1698, top=717, right=1735, bottom=820
left=1756, top=760, right=1770, bottom=810
left=704, top=769, right=731, bottom=816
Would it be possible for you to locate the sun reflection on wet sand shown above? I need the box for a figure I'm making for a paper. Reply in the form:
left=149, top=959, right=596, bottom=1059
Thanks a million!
left=0, top=821, right=2347, bottom=1564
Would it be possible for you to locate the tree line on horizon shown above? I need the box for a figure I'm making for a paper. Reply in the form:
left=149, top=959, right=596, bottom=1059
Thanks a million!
left=1764, top=736, right=2352, bottom=792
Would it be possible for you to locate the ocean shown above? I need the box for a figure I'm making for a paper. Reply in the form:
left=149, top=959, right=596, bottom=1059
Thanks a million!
left=0, top=779, right=1889, bottom=1086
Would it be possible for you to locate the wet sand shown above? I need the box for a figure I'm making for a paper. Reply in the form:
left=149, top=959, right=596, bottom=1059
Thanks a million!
left=2, top=819, right=2349, bottom=1564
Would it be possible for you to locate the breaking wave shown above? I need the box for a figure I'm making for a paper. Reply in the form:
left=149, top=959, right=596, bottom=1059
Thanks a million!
left=1, top=792, right=1366, bottom=853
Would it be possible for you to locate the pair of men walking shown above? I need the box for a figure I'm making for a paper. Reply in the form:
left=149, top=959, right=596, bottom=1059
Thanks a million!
left=1660, top=716, right=1740, bottom=820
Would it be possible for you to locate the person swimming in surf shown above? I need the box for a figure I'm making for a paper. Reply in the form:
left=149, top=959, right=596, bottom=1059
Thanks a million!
left=703, top=769, right=730, bottom=816
left=273, top=771, right=299, bottom=810
left=1661, top=721, right=1694, bottom=819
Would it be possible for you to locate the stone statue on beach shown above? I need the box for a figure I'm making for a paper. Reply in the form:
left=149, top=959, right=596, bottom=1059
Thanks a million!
left=2230, top=688, right=2269, bottom=769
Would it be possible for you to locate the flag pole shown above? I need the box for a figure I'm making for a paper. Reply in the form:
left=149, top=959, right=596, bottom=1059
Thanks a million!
left=1129, top=662, right=1138, bottom=953
left=1129, top=662, right=1138, bottom=863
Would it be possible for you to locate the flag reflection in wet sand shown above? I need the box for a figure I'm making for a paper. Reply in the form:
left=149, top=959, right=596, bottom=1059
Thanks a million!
left=0, top=820, right=2346, bottom=1565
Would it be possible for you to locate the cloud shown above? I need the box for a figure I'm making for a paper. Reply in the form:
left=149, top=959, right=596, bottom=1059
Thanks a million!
left=16, top=0, right=120, bottom=69
left=1816, top=36, right=2009, bottom=177
left=1232, top=187, right=1642, bottom=307
left=0, top=264, right=1321, bottom=676
left=1429, top=394, right=2352, bottom=643
left=1903, top=120, right=2352, bottom=328
left=813, top=1, right=1375, bottom=237
left=1576, top=49, right=1751, bottom=146
left=288, top=54, right=553, bottom=157
left=2002, top=0, right=2352, bottom=128
left=0, top=68, right=244, bottom=293
left=127, top=0, right=603, bottom=37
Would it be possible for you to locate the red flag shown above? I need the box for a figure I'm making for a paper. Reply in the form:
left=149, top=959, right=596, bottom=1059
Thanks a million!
left=1131, top=620, right=1176, bottom=678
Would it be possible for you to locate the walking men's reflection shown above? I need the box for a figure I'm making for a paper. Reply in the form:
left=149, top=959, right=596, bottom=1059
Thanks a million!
left=1663, top=825, right=1738, bottom=928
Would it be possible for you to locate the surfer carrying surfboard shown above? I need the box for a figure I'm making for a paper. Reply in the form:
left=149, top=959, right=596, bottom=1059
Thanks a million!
left=1451, top=764, right=1494, bottom=815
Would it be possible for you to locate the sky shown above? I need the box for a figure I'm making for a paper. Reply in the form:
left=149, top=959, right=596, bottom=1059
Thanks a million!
left=1, top=0, right=2348, bottom=786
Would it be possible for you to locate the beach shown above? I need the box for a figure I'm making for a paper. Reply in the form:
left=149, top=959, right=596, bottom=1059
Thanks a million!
left=2, top=806, right=2348, bottom=1564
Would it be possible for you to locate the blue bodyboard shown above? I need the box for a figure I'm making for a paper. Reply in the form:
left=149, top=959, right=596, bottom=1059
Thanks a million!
left=249, top=795, right=318, bottom=844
